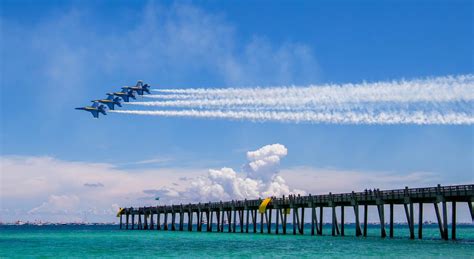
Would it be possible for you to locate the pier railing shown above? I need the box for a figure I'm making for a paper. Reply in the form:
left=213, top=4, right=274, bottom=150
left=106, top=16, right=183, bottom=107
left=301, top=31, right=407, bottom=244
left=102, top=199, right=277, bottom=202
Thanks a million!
left=119, top=184, right=474, bottom=240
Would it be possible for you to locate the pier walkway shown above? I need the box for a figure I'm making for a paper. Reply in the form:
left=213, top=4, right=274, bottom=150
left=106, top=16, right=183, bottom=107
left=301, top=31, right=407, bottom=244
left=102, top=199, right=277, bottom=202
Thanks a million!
left=118, top=184, right=474, bottom=240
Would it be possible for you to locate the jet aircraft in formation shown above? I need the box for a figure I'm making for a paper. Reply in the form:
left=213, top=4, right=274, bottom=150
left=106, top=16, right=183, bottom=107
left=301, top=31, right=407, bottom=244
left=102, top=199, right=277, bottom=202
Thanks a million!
left=76, top=80, right=152, bottom=118
left=75, top=101, right=107, bottom=118
left=92, top=94, right=122, bottom=110
left=121, top=80, right=151, bottom=95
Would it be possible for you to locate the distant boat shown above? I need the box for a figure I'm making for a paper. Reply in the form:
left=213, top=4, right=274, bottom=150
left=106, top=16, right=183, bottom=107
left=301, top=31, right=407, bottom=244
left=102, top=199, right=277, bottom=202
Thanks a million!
left=155, top=197, right=160, bottom=201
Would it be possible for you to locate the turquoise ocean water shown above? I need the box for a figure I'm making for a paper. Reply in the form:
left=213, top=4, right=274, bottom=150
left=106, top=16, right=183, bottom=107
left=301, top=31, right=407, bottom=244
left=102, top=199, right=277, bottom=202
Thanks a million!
left=1, top=224, right=473, bottom=257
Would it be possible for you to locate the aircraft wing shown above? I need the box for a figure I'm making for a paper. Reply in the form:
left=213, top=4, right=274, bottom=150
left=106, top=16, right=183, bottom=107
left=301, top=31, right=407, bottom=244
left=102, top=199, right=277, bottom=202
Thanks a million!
left=91, top=110, right=99, bottom=118
left=104, top=102, right=114, bottom=110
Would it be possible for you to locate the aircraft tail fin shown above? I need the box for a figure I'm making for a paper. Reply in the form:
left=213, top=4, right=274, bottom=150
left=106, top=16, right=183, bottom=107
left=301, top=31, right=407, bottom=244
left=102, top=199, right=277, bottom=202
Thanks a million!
left=143, top=84, right=151, bottom=94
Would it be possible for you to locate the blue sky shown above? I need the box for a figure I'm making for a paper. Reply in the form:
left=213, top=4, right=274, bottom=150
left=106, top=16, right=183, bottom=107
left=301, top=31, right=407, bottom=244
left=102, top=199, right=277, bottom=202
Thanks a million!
left=0, top=0, right=473, bottom=222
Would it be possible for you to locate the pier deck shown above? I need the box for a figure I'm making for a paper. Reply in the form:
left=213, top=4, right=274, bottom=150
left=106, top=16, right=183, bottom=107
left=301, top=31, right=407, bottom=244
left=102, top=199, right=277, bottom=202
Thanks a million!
left=118, top=184, right=474, bottom=240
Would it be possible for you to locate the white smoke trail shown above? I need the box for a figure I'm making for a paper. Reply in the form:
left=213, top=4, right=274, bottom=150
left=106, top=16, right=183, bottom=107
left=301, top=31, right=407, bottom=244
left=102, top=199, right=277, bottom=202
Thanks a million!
left=126, top=98, right=472, bottom=111
left=150, top=75, right=474, bottom=103
left=119, top=75, right=473, bottom=125
left=109, top=109, right=474, bottom=125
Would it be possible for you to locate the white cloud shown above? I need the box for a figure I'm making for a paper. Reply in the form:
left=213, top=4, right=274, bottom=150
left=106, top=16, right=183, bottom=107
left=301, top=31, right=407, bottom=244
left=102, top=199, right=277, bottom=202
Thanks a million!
left=2, top=152, right=471, bottom=223
left=29, top=195, right=80, bottom=214
left=245, top=143, right=287, bottom=181
left=147, top=144, right=304, bottom=203
left=0, top=155, right=205, bottom=222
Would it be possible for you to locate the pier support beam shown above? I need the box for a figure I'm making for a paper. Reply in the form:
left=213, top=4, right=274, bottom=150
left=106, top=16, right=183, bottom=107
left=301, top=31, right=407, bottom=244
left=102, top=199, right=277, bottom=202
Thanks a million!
left=311, top=205, right=317, bottom=236
left=171, top=211, right=176, bottom=231
left=300, top=207, right=305, bottom=235
left=452, top=201, right=456, bottom=240
left=150, top=212, right=154, bottom=230
left=293, top=207, right=297, bottom=235
left=126, top=213, right=129, bottom=230
left=221, top=210, right=226, bottom=232
left=267, top=209, right=272, bottom=234
left=179, top=211, right=184, bottom=231
left=163, top=212, right=168, bottom=231
left=389, top=204, right=394, bottom=238
left=144, top=212, right=148, bottom=230
left=131, top=214, right=135, bottom=230
left=119, top=214, right=123, bottom=229
left=377, top=204, right=386, bottom=238
left=434, top=202, right=443, bottom=238
left=251, top=209, right=257, bottom=233
left=418, top=203, right=423, bottom=239
left=295, top=208, right=304, bottom=234
left=216, top=210, right=221, bottom=232
left=187, top=211, right=192, bottom=231
left=332, top=206, right=336, bottom=236
left=468, top=201, right=474, bottom=221
left=221, top=210, right=226, bottom=233
left=227, top=210, right=232, bottom=232
left=246, top=209, right=250, bottom=233
left=283, top=208, right=288, bottom=235
left=158, top=213, right=162, bottom=231
left=410, top=202, right=414, bottom=239
left=275, top=208, right=280, bottom=234
left=341, top=206, right=344, bottom=236
left=353, top=205, right=362, bottom=236
left=403, top=203, right=412, bottom=239
left=232, top=209, right=237, bottom=233
left=319, top=207, right=323, bottom=235
left=138, top=213, right=142, bottom=230
left=442, top=201, right=448, bottom=240
left=404, top=203, right=414, bottom=239
left=205, top=210, right=210, bottom=232
left=240, top=209, right=244, bottom=233
left=363, top=204, right=368, bottom=237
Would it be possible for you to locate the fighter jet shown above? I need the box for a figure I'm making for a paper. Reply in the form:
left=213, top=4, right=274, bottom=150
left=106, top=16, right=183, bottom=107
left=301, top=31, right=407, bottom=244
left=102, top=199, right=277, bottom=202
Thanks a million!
left=111, top=89, right=136, bottom=102
left=121, top=80, right=151, bottom=96
left=92, top=94, right=122, bottom=110
left=75, top=101, right=107, bottom=118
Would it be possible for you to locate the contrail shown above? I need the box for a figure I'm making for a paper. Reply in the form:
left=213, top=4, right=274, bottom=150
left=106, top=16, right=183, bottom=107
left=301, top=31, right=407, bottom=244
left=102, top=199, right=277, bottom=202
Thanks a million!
left=118, top=75, right=473, bottom=125
left=126, top=98, right=472, bottom=111
left=109, top=109, right=474, bottom=125
left=150, top=75, right=474, bottom=103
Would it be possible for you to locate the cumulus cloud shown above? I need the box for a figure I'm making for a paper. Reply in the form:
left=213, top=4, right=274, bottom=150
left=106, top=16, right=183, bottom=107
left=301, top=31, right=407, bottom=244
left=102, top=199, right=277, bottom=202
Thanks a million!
left=2, top=152, right=471, bottom=223
left=147, top=144, right=305, bottom=203
left=0, top=155, right=205, bottom=222
left=245, top=143, right=288, bottom=181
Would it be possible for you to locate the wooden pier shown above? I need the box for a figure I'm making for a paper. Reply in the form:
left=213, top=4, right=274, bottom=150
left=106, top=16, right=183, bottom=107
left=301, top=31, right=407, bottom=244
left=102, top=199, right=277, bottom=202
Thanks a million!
left=118, top=184, right=474, bottom=240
